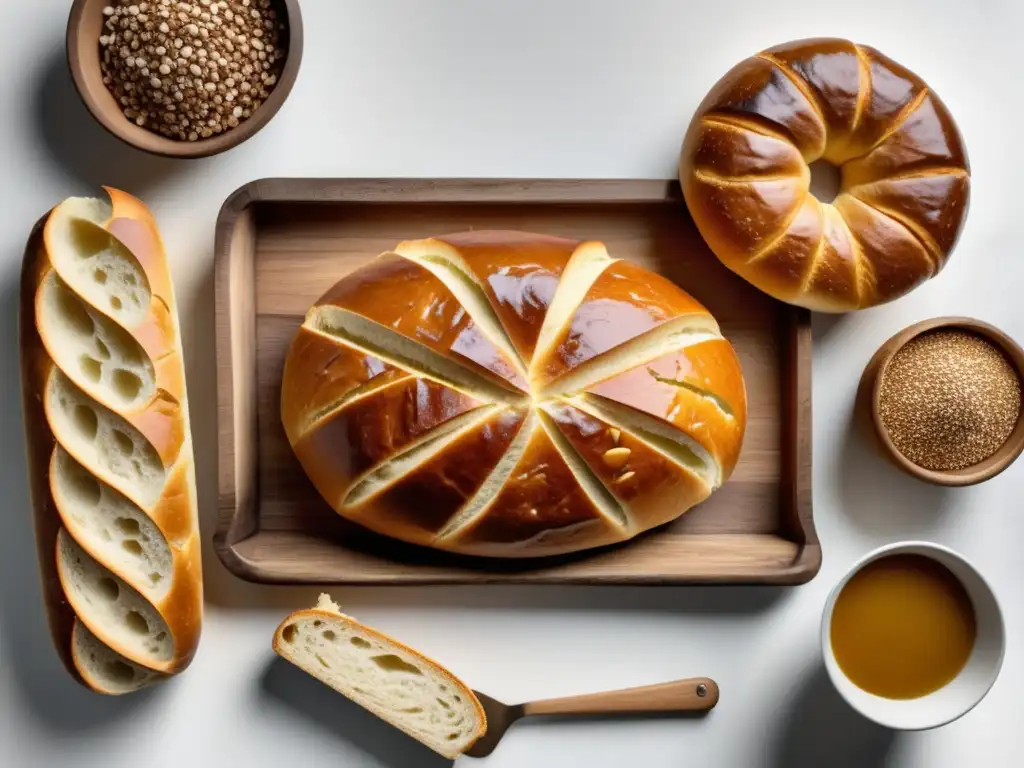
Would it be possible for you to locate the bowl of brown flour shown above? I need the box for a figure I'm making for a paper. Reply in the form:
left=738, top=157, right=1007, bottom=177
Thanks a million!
left=859, top=317, right=1024, bottom=487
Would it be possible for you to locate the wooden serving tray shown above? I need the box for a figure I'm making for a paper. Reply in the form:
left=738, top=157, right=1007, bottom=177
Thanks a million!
left=214, top=179, right=819, bottom=585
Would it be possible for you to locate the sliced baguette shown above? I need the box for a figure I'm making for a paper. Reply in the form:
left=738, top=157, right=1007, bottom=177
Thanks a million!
left=273, top=595, right=486, bottom=759
left=21, top=189, right=202, bottom=693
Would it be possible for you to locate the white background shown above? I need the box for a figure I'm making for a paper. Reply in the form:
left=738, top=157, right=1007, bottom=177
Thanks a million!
left=1, top=1, right=1021, bottom=765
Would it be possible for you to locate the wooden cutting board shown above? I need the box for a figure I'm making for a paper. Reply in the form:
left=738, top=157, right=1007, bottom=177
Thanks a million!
left=214, top=178, right=818, bottom=585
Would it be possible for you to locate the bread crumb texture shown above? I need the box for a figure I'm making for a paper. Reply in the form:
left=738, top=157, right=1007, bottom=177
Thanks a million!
left=276, top=599, right=484, bottom=759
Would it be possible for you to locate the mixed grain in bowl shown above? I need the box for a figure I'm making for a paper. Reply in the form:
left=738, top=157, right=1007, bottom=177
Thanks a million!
left=98, top=0, right=287, bottom=142
left=67, top=0, right=302, bottom=158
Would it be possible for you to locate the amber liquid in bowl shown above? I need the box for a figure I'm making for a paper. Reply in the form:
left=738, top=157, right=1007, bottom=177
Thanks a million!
left=831, top=554, right=977, bottom=700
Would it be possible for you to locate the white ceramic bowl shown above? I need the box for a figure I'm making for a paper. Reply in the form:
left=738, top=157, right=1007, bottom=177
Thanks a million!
left=821, top=542, right=1005, bottom=730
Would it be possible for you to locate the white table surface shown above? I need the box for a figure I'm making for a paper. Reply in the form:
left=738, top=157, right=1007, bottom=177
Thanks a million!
left=1, top=1, right=1021, bottom=765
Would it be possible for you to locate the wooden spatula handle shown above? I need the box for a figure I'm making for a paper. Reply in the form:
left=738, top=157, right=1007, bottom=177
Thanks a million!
left=522, top=677, right=719, bottom=717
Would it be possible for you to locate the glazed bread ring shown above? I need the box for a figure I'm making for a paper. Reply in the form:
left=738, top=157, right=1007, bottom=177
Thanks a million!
left=680, top=38, right=970, bottom=312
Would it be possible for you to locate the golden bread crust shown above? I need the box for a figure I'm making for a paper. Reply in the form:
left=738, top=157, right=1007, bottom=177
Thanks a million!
left=282, top=232, right=747, bottom=558
left=21, top=189, right=201, bottom=692
left=680, top=38, right=970, bottom=312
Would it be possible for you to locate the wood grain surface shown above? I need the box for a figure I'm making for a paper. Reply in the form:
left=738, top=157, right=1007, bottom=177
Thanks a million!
left=468, top=676, right=719, bottom=757
left=214, top=178, right=819, bottom=584
left=520, top=677, right=720, bottom=716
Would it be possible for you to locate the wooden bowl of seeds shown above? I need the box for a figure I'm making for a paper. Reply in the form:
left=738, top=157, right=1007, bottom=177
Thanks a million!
left=858, top=317, right=1024, bottom=487
left=67, top=0, right=303, bottom=159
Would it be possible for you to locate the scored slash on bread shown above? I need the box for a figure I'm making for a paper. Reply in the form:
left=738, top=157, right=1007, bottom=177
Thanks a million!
left=282, top=231, right=748, bottom=558
left=273, top=595, right=487, bottom=760
left=20, top=188, right=202, bottom=694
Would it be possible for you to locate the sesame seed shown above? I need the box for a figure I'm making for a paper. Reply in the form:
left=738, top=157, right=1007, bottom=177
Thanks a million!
left=879, top=330, right=1021, bottom=471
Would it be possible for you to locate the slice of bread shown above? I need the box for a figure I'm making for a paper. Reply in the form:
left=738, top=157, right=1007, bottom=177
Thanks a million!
left=56, top=528, right=174, bottom=669
left=273, top=595, right=486, bottom=759
left=71, top=620, right=162, bottom=695
left=51, top=445, right=173, bottom=601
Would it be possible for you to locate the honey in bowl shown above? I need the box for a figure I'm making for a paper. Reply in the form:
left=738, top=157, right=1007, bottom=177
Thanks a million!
left=830, top=554, right=977, bottom=700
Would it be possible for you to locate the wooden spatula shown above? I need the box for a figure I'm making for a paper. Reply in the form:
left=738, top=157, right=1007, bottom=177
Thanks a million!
left=464, top=677, right=719, bottom=758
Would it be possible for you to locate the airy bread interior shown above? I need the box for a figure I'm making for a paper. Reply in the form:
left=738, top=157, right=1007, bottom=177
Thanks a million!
left=45, top=199, right=151, bottom=329
left=51, top=446, right=173, bottom=600
left=57, top=529, right=174, bottom=668
left=35, top=192, right=195, bottom=694
left=37, top=271, right=155, bottom=411
left=46, top=370, right=165, bottom=508
left=71, top=619, right=161, bottom=695
left=275, top=595, right=485, bottom=759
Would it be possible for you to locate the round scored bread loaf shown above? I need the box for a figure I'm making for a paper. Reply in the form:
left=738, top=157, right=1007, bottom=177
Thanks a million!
left=281, top=231, right=747, bottom=558
left=20, top=188, right=202, bottom=694
left=680, top=38, right=970, bottom=312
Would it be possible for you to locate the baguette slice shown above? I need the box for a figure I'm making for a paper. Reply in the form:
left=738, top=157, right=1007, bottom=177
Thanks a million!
left=273, top=595, right=486, bottom=759
left=71, top=620, right=162, bottom=695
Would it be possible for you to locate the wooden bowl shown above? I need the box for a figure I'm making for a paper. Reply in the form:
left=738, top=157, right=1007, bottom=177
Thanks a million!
left=67, top=0, right=303, bottom=159
left=858, top=316, right=1024, bottom=487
